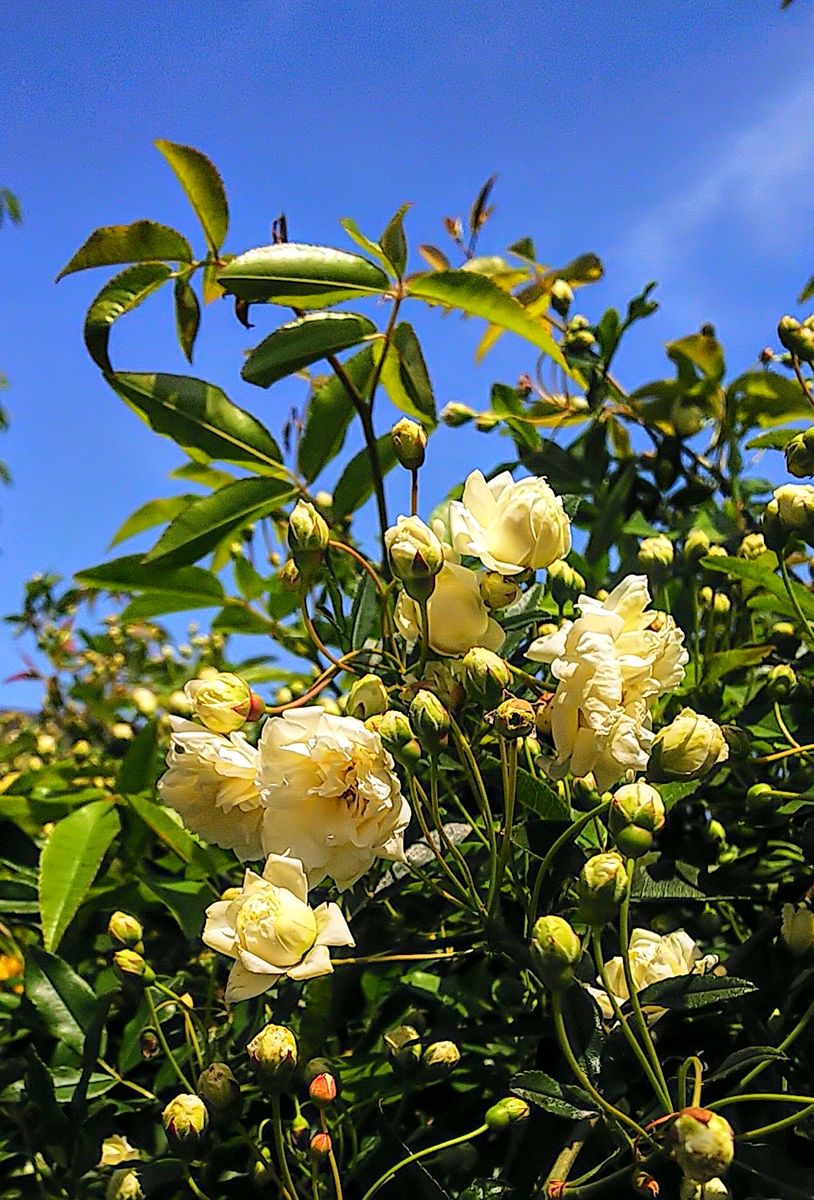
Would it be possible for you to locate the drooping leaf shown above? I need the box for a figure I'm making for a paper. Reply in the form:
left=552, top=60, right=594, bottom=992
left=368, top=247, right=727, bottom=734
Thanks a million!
left=75, top=553, right=225, bottom=600
left=510, top=1070, right=598, bottom=1120
left=407, top=270, right=567, bottom=369
left=108, top=372, right=284, bottom=473
left=242, top=312, right=377, bottom=388
left=38, top=800, right=120, bottom=952
left=333, top=434, right=398, bottom=517
left=109, top=496, right=194, bottom=548
left=24, top=946, right=98, bottom=1055
left=83, top=263, right=172, bottom=372
left=57, top=220, right=192, bottom=280
left=173, top=275, right=201, bottom=362
left=377, top=323, right=437, bottom=426
left=144, top=476, right=294, bottom=567
left=298, top=346, right=377, bottom=482
left=217, top=243, right=390, bottom=307
left=154, top=139, right=229, bottom=253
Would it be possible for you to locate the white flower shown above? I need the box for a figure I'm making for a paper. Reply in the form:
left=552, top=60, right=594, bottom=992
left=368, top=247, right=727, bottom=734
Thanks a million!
left=527, top=575, right=687, bottom=790
left=158, top=717, right=263, bottom=860
left=395, top=559, right=505, bottom=657
left=98, top=1134, right=140, bottom=1168
left=649, top=708, right=729, bottom=782
left=258, top=707, right=411, bottom=889
left=203, top=855, right=353, bottom=1002
left=588, top=928, right=719, bottom=1020
left=448, top=470, right=571, bottom=575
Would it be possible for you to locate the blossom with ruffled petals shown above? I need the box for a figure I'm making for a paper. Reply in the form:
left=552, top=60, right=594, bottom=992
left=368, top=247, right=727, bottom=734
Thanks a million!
left=448, top=470, right=571, bottom=575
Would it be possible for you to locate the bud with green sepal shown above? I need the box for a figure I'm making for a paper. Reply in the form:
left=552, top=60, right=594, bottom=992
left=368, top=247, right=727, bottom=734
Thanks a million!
left=422, top=1040, right=461, bottom=1079
left=484, top=1096, right=531, bottom=1130
left=648, top=708, right=729, bottom=782
left=197, top=1062, right=241, bottom=1122
left=287, top=499, right=330, bottom=585
left=385, top=515, right=444, bottom=602
left=409, top=689, right=450, bottom=754
left=531, top=915, right=581, bottom=991
left=550, top=278, right=574, bottom=317
left=609, top=781, right=665, bottom=858
left=577, top=851, right=628, bottom=927
left=462, top=646, right=511, bottom=709
left=162, top=1093, right=209, bottom=1151
left=670, top=1108, right=734, bottom=1185
left=766, top=663, right=797, bottom=701
left=786, top=426, right=814, bottom=478
left=441, top=402, right=476, bottom=427
left=247, top=1023, right=297, bottom=1091
left=684, top=528, right=710, bottom=561
left=384, top=1024, right=422, bottom=1074
left=778, top=315, right=814, bottom=362
left=547, top=558, right=586, bottom=606
left=391, top=417, right=427, bottom=470
left=480, top=571, right=520, bottom=610
left=766, top=483, right=814, bottom=547
left=310, top=1131, right=332, bottom=1160
left=113, top=949, right=155, bottom=986
left=108, top=911, right=144, bottom=952
left=185, top=671, right=264, bottom=734
left=106, top=1170, right=144, bottom=1200
left=377, top=709, right=421, bottom=767
left=346, top=674, right=388, bottom=721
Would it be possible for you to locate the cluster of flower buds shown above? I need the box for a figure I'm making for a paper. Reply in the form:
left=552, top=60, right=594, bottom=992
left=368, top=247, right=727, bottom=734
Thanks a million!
left=637, top=534, right=674, bottom=570
left=778, top=314, right=814, bottom=362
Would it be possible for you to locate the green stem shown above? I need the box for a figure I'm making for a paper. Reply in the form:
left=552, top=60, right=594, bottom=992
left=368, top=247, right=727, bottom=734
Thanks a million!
left=618, top=860, right=672, bottom=1104
left=407, top=776, right=471, bottom=904
left=320, top=1110, right=344, bottom=1200
left=145, top=986, right=194, bottom=1093
left=183, top=1166, right=214, bottom=1200
left=488, top=739, right=518, bottom=917
left=271, top=1092, right=298, bottom=1200
left=779, top=553, right=814, bottom=643
left=527, top=802, right=610, bottom=935
left=741, top=993, right=814, bottom=1090
left=740, top=1101, right=814, bottom=1141
left=562, top=1151, right=662, bottom=1197
left=449, top=716, right=499, bottom=880
left=709, top=1091, right=814, bottom=1109
left=428, top=760, right=482, bottom=909
left=360, top=1124, right=489, bottom=1200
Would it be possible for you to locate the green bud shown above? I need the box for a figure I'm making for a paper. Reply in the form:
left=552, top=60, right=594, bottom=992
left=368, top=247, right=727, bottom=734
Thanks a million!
left=197, top=1062, right=241, bottom=1120
left=746, top=782, right=775, bottom=815
left=113, top=949, right=155, bottom=986
left=531, top=915, right=581, bottom=991
left=484, top=1096, right=531, bottom=1131
left=421, top=1040, right=461, bottom=1079
left=409, top=689, right=450, bottom=753
left=462, top=646, right=511, bottom=709
left=778, top=315, right=814, bottom=362
left=345, top=674, right=388, bottom=721
left=547, top=557, right=586, bottom=605
left=766, top=663, right=797, bottom=700
left=162, top=1093, right=209, bottom=1148
left=106, top=1170, right=144, bottom=1200
left=108, top=911, right=144, bottom=951
left=248, top=1024, right=297, bottom=1091
left=441, top=402, right=476, bottom=427
left=786, top=426, right=814, bottom=478
left=637, top=534, right=674, bottom=568
left=475, top=411, right=500, bottom=431
left=721, top=724, right=750, bottom=760
left=609, top=781, right=665, bottom=858
left=384, top=1024, right=422, bottom=1073
left=287, top=500, right=329, bottom=584
left=671, top=1108, right=734, bottom=1184
left=479, top=571, right=520, bottom=610
left=490, top=697, right=536, bottom=740
left=684, top=529, right=711, bottom=561
left=290, top=1113, right=310, bottom=1151
left=377, top=709, right=421, bottom=767
left=577, top=851, right=628, bottom=927
left=385, top=516, right=444, bottom=602
left=391, top=418, right=427, bottom=470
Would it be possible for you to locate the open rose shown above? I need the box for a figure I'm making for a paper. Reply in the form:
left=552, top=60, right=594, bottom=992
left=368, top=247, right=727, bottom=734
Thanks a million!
left=448, top=470, right=571, bottom=575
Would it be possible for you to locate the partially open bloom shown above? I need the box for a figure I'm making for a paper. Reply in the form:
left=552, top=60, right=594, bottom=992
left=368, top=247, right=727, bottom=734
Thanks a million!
left=385, top=515, right=444, bottom=600
left=162, top=1093, right=209, bottom=1146
left=98, top=1135, right=140, bottom=1168
left=672, top=1109, right=734, bottom=1185
left=448, top=470, right=571, bottom=574
left=106, top=1170, right=143, bottom=1200
left=395, top=558, right=504, bottom=657
left=588, top=928, right=718, bottom=1020
left=649, top=708, right=729, bottom=782
left=158, top=717, right=263, bottom=860
left=527, top=575, right=687, bottom=790
left=184, top=672, right=261, bottom=734
left=258, top=708, right=411, bottom=888
left=203, top=855, right=353, bottom=1002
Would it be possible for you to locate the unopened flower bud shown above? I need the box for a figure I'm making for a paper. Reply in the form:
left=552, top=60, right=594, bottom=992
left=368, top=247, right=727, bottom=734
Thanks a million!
left=638, top=534, right=674, bottom=568
left=778, top=315, right=814, bottom=362
left=721, top=724, right=750, bottom=760
left=781, top=902, right=814, bottom=956
left=577, top=851, right=628, bottom=927
left=111, top=723, right=133, bottom=741
left=132, top=687, right=158, bottom=716
left=409, top=689, right=450, bottom=753
left=385, top=516, right=444, bottom=602
left=108, top=911, right=144, bottom=951
left=462, top=646, right=511, bottom=709
left=484, top=1096, right=531, bottom=1130
left=649, top=709, right=729, bottom=783
left=475, top=411, right=500, bottom=431
left=308, top=1072, right=338, bottom=1107
left=698, top=587, right=730, bottom=615
left=106, top=1170, right=144, bottom=1200
left=609, top=781, right=665, bottom=858
left=162, top=1093, right=209, bottom=1148
left=785, top=426, right=814, bottom=478
left=548, top=558, right=586, bottom=605
left=671, top=1108, right=734, bottom=1185
left=531, top=915, right=581, bottom=991
left=441, top=402, right=476, bottom=427
left=480, top=571, right=520, bottom=610
left=770, top=483, right=814, bottom=546
left=550, top=278, right=574, bottom=317
left=738, top=532, right=766, bottom=559
left=288, top=499, right=330, bottom=584
left=391, top=418, right=427, bottom=470
left=767, top=663, right=797, bottom=701
left=684, top=529, right=711, bottom=561
left=378, top=709, right=421, bottom=767
left=290, top=1113, right=310, bottom=1150
left=72, top=739, right=91, bottom=759
left=384, top=1024, right=422, bottom=1073
left=113, top=949, right=154, bottom=985
left=345, top=674, right=388, bottom=721
left=184, top=672, right=260, bottom=734
left=422, top=1040, right=461, bottom=1079
left=197, top=1062, right=241, bottom=1120
left=36, top=733, right=57, bottom=757
left=310, top=1131, right=332, bottom=1160
left=248, top=1024, right=297, bottom=1090
left=490, top=697, right=536, bottom=740
left=570, top=773, right=601, bottom=811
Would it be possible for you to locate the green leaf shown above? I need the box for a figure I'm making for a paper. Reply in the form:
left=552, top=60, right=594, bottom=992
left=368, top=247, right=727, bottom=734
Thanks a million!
left=76, top=553, right=225, bottom=599
left=24, top=946, right=97, bottom=1055
left=141, top=878, right=211, bottom=940
left=116, top=720, right=159, bottom=794
left=745, top=428, right=798, bottom=451
left=339, top=218, right=396, bottom=275
left=242, top=312, right=377, bottom=388
left=407, top=270, right=567, bottom=369
left=703, top=644, right=774, bottom=687
left=482, top=757, right=569, bottom=822
left=57, top=220, right=192, bottom=280
left=657, top=779, right=702, bottom=810
left=217, top=243, right=390, bottom=307
left=380, top=203, right=410, bottom=276
left=154, top=139, right=229, bottom=253
left=333, top=434, right=398, bottom=517
left=378, top=323, right=437, bottom=426
left=212, top=601, right=278, bottom=634
left=703, top=553, right=814, bottom=621
left=108, top=372, right=284, bottom=474
left=298, top=346, right=377, bottom=482
left=171, top=461, right=236, bottom=489
left=635, top=974, right=757, bottom=1011
left=730, top=370, right=814, bottom=428
left=173, top=276, right=201, bottom=362
left=126, top=793, right=222, bottom=875
left=119, top=591, right=222, bottom=620
left=799, top=273, right=814, bottom=303
left=84, top=263, right=172, bottom=372
left=109, top=496, right=194, bottom=548
left=511, top=1070, right=598, bottom=1120
left=349, top=574, right=381, bottom=650
left=144, top=476, right=294, bottom=567
left=38, top=800, right=120, bottom=952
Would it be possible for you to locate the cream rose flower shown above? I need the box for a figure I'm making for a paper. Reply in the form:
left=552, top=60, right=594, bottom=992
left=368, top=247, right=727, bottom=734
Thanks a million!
left=649, top=708, right=729, bottom=782
left=258, top=707, right=411, bottom=888
left=588, top=928, right=718, bottom=1020
left=395, top=559, right=505, bottom=657
left=158, top=717, right=264, bottom=860
left=448, top=470, right=571, bottom=575
left=202, top=854, right=353, bottom=1002
left=527, top=575, right=688, bottom=790
left=98, top=1134, right=140, bottom=1168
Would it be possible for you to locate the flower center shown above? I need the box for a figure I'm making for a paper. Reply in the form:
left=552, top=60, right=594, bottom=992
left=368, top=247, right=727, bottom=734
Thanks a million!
left=235, top=885, right=317, bottom=964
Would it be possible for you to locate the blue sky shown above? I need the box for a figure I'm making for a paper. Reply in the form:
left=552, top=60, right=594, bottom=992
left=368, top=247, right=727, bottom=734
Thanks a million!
left=3, top=1, right=814, bottom=706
